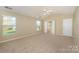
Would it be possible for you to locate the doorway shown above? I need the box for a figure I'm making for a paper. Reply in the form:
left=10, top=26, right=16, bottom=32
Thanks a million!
left=63, top=18, right=72, bottom=36
left=44, top=20, right=55, bottom=34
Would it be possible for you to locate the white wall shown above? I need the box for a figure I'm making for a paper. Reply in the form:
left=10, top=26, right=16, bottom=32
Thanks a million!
left=44, top=21, right=48, bottom=33
left=0, top=16, right=3, bottom=40
left=52, top=20, right=55, bottom=34
left=73, top=7, right=79, bottom=46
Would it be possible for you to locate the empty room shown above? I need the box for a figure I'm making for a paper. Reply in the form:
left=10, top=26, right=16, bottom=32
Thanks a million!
left=0, top=6, right=79, bottom=53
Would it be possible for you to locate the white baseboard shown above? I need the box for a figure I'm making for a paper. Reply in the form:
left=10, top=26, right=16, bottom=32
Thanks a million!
left=0, top=32, right=42, bottom=44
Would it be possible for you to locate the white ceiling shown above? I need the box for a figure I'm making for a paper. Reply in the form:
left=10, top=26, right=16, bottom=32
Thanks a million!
left=0, top=6, right=76, bottom=16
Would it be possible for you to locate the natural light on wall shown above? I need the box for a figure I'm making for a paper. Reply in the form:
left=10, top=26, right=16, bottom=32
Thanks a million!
left=3, top=16, right=16, bottom=36
left=36, top=20, right=41, bottom=31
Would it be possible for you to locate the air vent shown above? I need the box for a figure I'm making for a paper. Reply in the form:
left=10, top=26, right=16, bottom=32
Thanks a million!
left=4, top=6, right=12, bottom=10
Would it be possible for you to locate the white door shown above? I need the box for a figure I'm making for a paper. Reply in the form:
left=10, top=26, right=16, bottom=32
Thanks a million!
left=63, top=18, right=72, bottom=36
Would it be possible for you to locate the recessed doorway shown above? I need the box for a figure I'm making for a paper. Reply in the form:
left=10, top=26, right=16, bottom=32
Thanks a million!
left=44, top=20, right=55, bottom=34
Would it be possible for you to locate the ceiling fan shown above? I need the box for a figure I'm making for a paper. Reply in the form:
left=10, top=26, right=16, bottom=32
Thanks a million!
left=42, top=9, right=53, bottom=16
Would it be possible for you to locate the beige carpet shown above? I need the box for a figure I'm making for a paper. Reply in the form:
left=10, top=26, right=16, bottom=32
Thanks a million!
left=0, top=33, right=78, bottom=53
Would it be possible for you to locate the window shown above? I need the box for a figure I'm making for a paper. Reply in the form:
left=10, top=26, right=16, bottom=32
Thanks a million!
left=3, top=16, right=16, bottom=36
left=36, top=20, right=41, bottom=31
